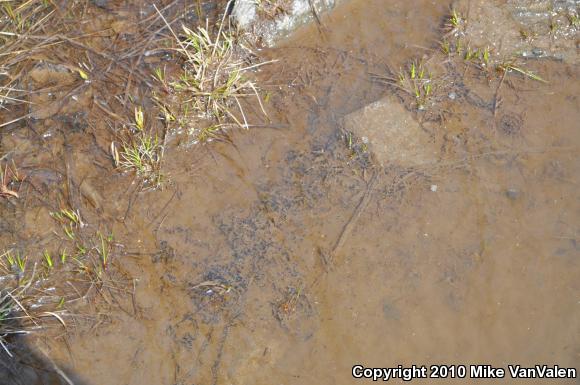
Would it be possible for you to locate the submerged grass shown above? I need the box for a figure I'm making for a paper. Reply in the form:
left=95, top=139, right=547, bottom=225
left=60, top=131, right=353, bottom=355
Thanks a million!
left=1, top=161, right=122, bottom=354
left=0, top=222, right=121, bottom=356
left=440, top=8, right=547, bottom=83
left=0, top=0, right=61, bottom=109
left=371, top=6, right=549, bottom=119
left=497, top=62, right=548, bottom=83
left=441, top=35, right=545, bottom=83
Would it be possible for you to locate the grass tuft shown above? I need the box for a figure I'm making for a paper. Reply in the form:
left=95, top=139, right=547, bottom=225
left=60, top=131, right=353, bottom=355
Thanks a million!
left=0, top=225, right=121, bottom=355
left=445, top=8, right=466, bottom=36
left=174, top=22, right=261, bottom=128
left=117, top=133, right=162, bottom=177
left=397, top=60, right=435, bottom=110
left=153, top=4, right=267, bottom=142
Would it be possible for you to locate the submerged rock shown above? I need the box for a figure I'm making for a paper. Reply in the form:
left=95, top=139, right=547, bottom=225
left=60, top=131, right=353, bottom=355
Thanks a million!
left=506, top=188, right=521, bottom=200
left=92, top=0, right=109, bottom=8
left=342, top=97, right=438, bottom=168
left=28, top=62, right=75, bottom=86
left=27, top=62, right=81, bottom=120
left=232, top=0, right=257, bottom=28
left=233, top=0, right=343, bottom=46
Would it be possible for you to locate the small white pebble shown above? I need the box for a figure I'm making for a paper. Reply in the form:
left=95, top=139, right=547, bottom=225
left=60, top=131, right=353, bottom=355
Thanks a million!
left=448, top=92, right=457, bottom=100
left=430, top=184, right=438, bottom=192
left=361, top=136, right=369, bottom=144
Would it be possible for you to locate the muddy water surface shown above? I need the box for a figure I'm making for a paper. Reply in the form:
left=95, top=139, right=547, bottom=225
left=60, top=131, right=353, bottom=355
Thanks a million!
left=5, top=0, right=579, bottom=384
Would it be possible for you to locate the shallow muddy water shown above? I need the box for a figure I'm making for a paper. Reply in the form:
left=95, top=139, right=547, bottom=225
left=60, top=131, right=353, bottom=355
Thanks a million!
left=1, top=0, right=579, bottom=384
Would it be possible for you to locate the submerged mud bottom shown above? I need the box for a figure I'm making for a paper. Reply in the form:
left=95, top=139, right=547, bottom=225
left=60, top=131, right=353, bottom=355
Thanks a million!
left=1, top=0, right=579, bottom=384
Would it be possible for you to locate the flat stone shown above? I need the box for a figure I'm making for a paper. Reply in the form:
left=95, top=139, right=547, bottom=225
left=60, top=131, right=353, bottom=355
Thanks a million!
left=28, top=62, right=75, bottom=86
left=343, top=97, right=438, bottom=167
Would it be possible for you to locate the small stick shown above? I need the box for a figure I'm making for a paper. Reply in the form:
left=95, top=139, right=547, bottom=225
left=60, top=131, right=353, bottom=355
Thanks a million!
left=327, top=170, right=379, bottom=265
left=308, top=0, right=327, bottom=39
left=0, top=113, right=31, bottom=128
left=0, top=338, right=13, bottom=357
left=308, top=0, right=323, bottom=27
left=493, top=70, right=507, bottom=118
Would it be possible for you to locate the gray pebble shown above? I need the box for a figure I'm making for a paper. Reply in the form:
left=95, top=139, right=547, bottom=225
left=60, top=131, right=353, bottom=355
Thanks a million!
left=506, top=188, right=520, bottom=200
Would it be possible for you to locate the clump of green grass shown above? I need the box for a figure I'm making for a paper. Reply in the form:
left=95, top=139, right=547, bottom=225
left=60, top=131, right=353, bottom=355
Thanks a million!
left=371, top=60, right=444, bottom=111
left=133, top=106, right=145, bottom=131
left=2, top=250, right=27, bottom=276
left=449, top=9, right=462, bottom=29
left=397, top=60, right=435, bottom=110
left=343, top=130, right=369, bottom=162
left=463, top=45, right=490, bottom=65
left=441, top=8, right=492, bottom=70
left=174, top=22, right=262, bottom=128
left=0, top=249, right=66, bottom=357
left=568, top=13, right=579, bottom=28
left=43, top=250, right=54, bottom=270
left=51, top=207, right=82, bottom=238
left=97, top=232, right=113, bottom=267
left=117, top=133, right=161, bottom=174
left=441, top=35, right=492, bottom=68
left=0, top=221, right=121, bottom=355
left=50, top=208, right=80, bottom=225
left=110, top=104, right=164, bottom=188
left=111, top=133, right=163, bottom=188
left=153, top=5, right=267, bottom=143
left=445, top=8, right=466, bottom=36
left=152, top=66, right=167, bottom=84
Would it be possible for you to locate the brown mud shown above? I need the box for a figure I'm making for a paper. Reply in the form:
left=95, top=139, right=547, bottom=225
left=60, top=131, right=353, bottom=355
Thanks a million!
left=0, top=0, right=579, bottom=384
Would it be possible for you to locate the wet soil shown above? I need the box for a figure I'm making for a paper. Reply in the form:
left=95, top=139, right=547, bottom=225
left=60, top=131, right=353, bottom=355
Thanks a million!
left=1, top=0, right=579, bottom=384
